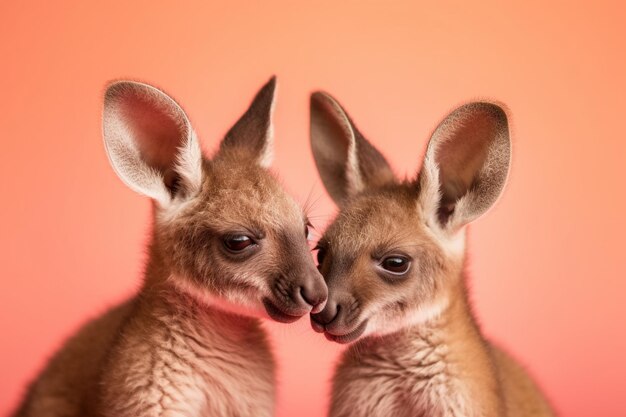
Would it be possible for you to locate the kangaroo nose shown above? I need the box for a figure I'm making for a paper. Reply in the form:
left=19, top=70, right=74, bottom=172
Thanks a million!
left=297, top=269, right=328, bottom=314
left=311, top=300, right=340, bottom=332
left=300, top=285, right=327, bottom=313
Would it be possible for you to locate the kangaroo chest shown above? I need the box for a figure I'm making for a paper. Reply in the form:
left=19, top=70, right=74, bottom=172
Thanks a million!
left=157, top=329, right=274, bottom=416
left=335, top=336, right=480, bottom=417
left=386, top=346, right=473, bottom=416
left=100, top=308, right=275, bottom=417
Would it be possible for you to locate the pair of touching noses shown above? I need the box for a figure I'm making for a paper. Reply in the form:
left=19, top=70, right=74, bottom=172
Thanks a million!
left=14, top=76, right=554, bottom=417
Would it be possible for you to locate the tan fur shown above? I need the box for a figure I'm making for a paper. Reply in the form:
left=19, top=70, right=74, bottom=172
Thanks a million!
left=13, top=78, right=327, bottom=417
left=310, top=93, right=555, bottom=417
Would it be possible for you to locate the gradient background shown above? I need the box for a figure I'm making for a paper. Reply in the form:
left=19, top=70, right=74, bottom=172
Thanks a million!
left=1, top=1, right=625, bottom=416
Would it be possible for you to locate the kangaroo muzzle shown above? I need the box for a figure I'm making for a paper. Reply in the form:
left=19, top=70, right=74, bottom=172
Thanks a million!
left=264, top=263, right=327, bottom=323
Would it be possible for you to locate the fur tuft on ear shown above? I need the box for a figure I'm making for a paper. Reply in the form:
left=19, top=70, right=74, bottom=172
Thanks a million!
left=218, top=76, right=277, bottom=168
left=418, top=102, right=511, bottom=232
left=310, top=91, right=395, bottom=206
left=102, top=81, right=203, bottom=206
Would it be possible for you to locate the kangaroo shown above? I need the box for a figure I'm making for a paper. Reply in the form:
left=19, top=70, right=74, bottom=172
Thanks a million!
left=309, top=92, right=555, bottom=417
left=13, top=77, right=327, bottom=417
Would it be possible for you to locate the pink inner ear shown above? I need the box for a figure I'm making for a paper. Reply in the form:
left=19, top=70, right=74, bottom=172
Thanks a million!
left=436, top=111, right=497, bottom=201
left=118, top=94, right=185, bottom=173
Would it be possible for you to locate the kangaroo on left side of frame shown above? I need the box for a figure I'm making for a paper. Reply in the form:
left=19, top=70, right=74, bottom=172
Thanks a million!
left=13, top=77, right=327, bottom=417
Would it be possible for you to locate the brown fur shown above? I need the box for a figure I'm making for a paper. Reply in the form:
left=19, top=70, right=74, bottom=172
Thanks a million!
left=13, top=78, right=327, bottom=417
left=309, top=92, right=555, bottom=417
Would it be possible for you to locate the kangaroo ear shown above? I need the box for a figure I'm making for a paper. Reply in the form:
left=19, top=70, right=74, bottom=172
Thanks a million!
left=418, top=102, right=511, bottom=233
left=102, top=81, right=202, bottom=206
left=310, top=92, right=394, bottom=206
left=217, top=76, right=277, bottom=167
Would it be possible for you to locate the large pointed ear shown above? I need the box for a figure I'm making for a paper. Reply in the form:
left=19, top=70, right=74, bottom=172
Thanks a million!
left=217, top=76, right=277, bottom=167
left=310, top=92, right=395, bottom=206
left=102, top=81, right=203, bottom=206
left=418, top=102, right=511, bottom=233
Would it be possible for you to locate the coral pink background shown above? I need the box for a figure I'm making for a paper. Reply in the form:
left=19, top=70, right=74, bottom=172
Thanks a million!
left=1, top=2, right=625, bottom=416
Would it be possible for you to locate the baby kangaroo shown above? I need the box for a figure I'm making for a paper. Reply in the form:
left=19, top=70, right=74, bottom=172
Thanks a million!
left=14, top=78, right=327, bottom=417
left=309, top=92, right=555, bottom=417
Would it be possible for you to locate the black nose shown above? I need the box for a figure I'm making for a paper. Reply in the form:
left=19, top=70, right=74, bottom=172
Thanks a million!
left=295, top=268, right=328, bottom=313
left=300, top=284, right=326, bottom=312
left=311, top=299, right=340, bottom=328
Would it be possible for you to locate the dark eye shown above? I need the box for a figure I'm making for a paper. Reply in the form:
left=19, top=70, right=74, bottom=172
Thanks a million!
left=305, top=220, right=313, bottom=239
left=315, top=245, right=327, bottom=268
left=223, top=235, right=254, bottom=252
left=381, top=256, right=411, bottom=275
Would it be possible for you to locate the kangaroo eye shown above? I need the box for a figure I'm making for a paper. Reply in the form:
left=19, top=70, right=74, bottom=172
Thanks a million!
left=381, top=256, right=410, bottom=275
left=315, top=245, right=327, bottom=269
left=223, top=235, right=254, bottom=252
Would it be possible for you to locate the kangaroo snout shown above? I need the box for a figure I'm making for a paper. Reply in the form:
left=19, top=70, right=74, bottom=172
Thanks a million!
left=310, top=298, right=339, bottom=330
left=264, top=265, right=327, bottom=323
left=310, top=294, right=367, bottom=344
left=298, top=269, right=328, bottom=313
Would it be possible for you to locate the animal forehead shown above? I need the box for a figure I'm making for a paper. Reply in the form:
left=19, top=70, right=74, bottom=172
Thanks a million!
left=324, top=188, right=424, bottom=253
left=199, top=162, right=303, bottom=228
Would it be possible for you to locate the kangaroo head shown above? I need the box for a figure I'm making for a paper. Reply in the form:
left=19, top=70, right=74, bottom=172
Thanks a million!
left=102, top=78, right=327, bottom=323
left=309, top=92, right=510, bottom=342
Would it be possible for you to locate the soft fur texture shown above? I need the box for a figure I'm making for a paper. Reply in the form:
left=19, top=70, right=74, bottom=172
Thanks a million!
left=13, top=78, right=327, bottom=417
left=310, top=92, right=555, bottom=417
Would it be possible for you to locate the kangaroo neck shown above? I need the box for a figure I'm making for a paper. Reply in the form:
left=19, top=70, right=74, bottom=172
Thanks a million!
left=136, top=237, right=263, bottom=340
